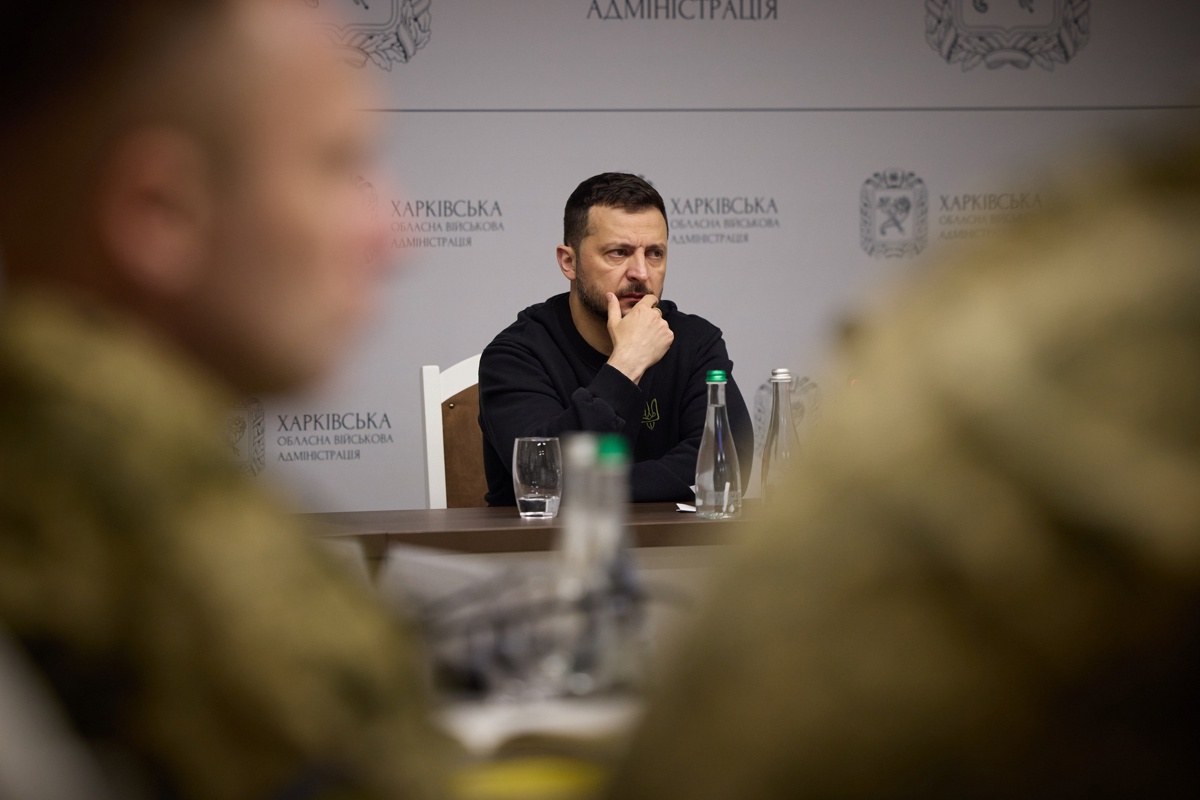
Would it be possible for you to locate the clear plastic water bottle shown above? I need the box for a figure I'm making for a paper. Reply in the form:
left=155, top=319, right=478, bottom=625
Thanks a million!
left=761, top=367, right=799, bottom=506
left=576, top=434, right=640, bottom=694
left=592, top=434, right=630, bottom=574
left=554, top=433, right=630, bottom=602
left=545, top=433, right=642, bottom=695
left=695, top=369, right=742, bottom=519
left=557, top=434, right=599, bottom=603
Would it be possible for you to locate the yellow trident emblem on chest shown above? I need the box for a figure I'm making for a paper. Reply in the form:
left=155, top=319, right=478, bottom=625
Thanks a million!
left=642, top=398, right=661, bottom=430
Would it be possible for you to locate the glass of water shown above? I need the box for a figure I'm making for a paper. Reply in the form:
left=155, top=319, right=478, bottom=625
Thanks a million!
left=512, top=437, right=562, bottom=519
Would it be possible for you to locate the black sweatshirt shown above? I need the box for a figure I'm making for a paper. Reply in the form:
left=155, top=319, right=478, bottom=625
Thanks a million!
left=478, top=293, right=753, bottom=505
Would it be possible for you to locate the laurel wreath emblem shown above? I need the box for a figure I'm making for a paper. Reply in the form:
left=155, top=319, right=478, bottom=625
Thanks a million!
left=926, top=0, right=1090, bottom=71
left=307, top=0, right=432, bottom=71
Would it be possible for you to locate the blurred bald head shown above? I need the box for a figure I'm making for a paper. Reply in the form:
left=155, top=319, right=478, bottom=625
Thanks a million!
left=0, top=0, right=389, bottom=394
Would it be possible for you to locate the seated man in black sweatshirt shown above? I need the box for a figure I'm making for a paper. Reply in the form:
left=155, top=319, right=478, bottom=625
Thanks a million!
left=479, top=172, right=753, bottom=505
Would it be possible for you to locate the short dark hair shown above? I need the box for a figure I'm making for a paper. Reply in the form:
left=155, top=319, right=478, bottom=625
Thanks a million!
left=562, top=173, right=668, bottom=256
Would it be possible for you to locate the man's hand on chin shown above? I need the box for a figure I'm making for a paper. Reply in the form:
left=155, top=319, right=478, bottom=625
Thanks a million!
left=605, top=292, right=674, bottom=385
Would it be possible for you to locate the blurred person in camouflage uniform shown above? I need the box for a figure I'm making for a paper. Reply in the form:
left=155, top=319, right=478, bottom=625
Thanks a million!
left=0, top=1, right=454, bottom=798
left=609, top=137, right=1200, bottom=799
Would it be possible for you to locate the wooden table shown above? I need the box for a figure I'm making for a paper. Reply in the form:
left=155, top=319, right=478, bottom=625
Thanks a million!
left=307, top=502, right=748, bottom=561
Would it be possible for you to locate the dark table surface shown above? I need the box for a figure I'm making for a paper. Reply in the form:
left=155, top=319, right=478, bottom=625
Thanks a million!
left=306, top=502, right=749, bottom=555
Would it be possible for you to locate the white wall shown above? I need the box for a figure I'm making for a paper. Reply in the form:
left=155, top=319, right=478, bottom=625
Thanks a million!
left=260, top=0, right=1200, bottom=511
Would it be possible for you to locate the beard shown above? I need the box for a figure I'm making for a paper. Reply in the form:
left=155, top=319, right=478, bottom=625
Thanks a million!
left=574, top=266, right=654, bottom=322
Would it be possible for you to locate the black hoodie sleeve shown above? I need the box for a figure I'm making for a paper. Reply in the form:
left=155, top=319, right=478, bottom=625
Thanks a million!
left=478, top=304, right=753, bottom=506
left=628, top=328, right=754, bottom=503
left=478, top=339, right=645, bottom=505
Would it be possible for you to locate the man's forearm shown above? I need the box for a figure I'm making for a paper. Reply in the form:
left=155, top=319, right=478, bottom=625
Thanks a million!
left=479, top=355, right=645, bottom=454
left=630, top=448, right=700, bottom=503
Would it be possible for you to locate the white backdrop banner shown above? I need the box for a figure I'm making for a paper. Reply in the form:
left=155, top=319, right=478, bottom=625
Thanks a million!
left=259, top=1, right=1200, bottom=511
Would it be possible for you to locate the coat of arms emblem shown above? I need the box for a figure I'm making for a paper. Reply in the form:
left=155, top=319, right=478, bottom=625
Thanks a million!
left=228, top=398, right=267, bottom=476
left=306, top=0, right=432, bottom=70
left=926, top=0, right=1090, bottom=71
left=860, top=169, right=928, bottom=259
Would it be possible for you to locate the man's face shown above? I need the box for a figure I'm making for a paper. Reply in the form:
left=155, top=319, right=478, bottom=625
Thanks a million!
left=192, top=1, right=389, bottom=393
left=571, top=205, right=667, bottom=320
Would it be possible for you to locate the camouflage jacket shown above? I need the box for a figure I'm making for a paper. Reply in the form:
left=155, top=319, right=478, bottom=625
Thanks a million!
left=609, top=141, right=1200, bottom=798
left=0, top=290, right=452, bottom=799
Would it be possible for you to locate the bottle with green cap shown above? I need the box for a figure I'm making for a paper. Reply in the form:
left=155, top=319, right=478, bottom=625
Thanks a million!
left=578, top=433, right=640, bottom=693
left=544, top=432, right=642, bottom=696
left=695, top=369, right=742, bottom=519
left=593, top=433, right=631, bottom=576
left=556, top=433, right=630, bottom=600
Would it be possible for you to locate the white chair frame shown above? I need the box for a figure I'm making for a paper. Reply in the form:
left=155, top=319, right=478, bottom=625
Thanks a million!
left=420, top=354, right=482, bottom=509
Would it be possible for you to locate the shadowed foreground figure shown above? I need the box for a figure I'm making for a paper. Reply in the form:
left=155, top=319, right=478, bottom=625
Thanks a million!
left=0, top=1, right=452, bottom=797
left=609, top=139, right=1200, bottom=799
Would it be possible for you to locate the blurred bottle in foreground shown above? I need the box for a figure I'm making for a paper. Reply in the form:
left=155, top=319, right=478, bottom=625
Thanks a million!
left=544, top=433, right=645, bottom=695
left=695, top=370, right=742, bottom=519
left=761, top=367, right=800, bottom=506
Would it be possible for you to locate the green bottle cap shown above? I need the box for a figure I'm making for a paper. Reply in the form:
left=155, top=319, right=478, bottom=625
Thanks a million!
left=706, top=369, right=728, bottom=383
left=596, top=433, right=630, bottom=465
